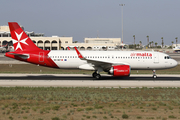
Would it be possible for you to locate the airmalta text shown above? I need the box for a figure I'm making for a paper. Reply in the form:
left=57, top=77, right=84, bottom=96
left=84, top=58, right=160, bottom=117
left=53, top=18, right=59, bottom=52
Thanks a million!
left=130, top=53, right=152, bottom=57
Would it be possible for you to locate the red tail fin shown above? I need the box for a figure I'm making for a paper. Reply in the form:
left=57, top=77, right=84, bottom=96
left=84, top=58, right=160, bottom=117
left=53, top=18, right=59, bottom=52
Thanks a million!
left=8, top=22, right=41, bottom=51
left=67, top=46, right=71, bottom=50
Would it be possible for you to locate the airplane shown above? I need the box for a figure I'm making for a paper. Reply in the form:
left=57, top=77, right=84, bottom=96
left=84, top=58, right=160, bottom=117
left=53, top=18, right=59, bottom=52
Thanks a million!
left=5, top=22, right=178, bottom=79
left=67, top=46, right=71, bottom=50
left=173, top=46, right=180, bottom=53
left=0, top=43, right=8, bottom=48
left=0, top=43, right=8, bottom=52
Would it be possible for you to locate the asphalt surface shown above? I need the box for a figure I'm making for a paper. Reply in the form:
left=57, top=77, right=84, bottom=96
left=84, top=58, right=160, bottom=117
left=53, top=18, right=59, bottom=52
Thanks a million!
left=0, top=74, right=180, bottom=87
left=0, top=74, right=180, bottom=80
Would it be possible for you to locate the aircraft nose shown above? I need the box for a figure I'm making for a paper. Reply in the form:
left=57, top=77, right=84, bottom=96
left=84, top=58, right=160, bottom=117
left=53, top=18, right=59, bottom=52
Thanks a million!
left=172, top=59, right=178, bottom=67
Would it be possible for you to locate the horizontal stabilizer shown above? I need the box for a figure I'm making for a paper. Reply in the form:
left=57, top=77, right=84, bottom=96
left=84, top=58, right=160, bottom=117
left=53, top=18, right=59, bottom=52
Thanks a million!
left=7, top=53, right=29, bottom=59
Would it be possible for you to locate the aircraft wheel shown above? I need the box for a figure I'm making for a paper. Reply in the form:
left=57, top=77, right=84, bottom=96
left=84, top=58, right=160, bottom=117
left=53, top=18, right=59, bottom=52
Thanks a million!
left=92, top=72, right=97, bottom=78
left=95, top=74, right=101, bottom=80
left=153, top=75, right=157, bottom=79
left=152, top=70, right=157, bottom=79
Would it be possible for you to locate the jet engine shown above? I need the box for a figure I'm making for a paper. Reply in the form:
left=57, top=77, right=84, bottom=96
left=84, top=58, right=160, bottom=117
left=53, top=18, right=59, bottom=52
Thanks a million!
left=109, top=65, right=131, bottom=77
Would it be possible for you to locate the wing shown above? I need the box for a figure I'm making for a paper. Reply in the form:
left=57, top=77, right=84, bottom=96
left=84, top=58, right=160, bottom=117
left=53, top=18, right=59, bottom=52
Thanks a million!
left=74, top=47, right=129, bottom=71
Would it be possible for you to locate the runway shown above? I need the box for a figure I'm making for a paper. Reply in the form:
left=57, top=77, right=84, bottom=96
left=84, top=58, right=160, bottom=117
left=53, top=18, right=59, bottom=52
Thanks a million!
left=0, top=74, right=180, bottom=88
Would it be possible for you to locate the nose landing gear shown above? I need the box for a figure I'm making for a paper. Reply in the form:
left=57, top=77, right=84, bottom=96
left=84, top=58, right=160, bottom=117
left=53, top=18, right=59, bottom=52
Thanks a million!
left=152, top=70, right=157, bottom=78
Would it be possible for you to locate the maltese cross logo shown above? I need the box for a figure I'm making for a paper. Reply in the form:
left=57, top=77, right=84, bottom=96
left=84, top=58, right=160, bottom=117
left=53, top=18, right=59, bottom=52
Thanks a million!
left=12, top=32, right=28, bottom=51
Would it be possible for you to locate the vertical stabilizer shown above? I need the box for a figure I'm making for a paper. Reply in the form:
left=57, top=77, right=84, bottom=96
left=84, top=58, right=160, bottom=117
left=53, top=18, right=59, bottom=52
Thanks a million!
left=8, top=22, right=41, bottom=51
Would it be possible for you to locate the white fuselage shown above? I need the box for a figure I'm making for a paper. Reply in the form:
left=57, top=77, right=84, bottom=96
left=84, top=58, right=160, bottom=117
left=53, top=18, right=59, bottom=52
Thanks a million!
left=48, top=50, right=178, bottom=70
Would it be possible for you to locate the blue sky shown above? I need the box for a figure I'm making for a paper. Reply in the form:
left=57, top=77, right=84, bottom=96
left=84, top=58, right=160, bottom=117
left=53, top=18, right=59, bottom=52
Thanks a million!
left=0, top=0, right=179, bottom=45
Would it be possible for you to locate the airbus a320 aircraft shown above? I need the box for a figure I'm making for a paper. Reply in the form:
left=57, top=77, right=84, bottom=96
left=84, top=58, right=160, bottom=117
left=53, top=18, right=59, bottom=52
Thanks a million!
left=5, top=22, right=178, bottom=79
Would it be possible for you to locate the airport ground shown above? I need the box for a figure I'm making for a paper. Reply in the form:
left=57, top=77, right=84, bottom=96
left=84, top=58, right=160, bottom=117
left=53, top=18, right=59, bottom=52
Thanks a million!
left=0, top=53, right=180, bottom=120
left=0, top=87, right=180, bottom=120
left=0, top=53, right=180, bottom=88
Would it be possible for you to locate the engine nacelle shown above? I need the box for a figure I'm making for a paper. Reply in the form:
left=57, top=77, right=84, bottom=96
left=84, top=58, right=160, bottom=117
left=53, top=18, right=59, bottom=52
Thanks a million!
left=109, top=65, right=131, bottom=77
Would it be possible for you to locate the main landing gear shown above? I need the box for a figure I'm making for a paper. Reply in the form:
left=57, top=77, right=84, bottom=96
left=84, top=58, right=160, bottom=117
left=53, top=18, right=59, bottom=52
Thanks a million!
left=92, top=71, right=101, bottom=80
left=152, top=70, right=157, bottom=79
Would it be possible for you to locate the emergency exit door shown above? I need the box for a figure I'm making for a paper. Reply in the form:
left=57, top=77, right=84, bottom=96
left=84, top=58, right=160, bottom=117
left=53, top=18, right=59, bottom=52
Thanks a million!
left=39, top=52, right=44, bottom=62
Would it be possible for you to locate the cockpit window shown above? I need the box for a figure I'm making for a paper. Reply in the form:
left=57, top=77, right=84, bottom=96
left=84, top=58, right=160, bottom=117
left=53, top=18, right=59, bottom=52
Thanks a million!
left=164, top=56, right=171, bottom=59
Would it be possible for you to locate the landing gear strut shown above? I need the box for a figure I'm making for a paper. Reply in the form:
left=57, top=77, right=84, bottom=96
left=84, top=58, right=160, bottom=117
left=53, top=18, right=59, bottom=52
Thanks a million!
left=92, top=71, right=101, bottom=80
left=152, top=70, right=157, bottom=78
